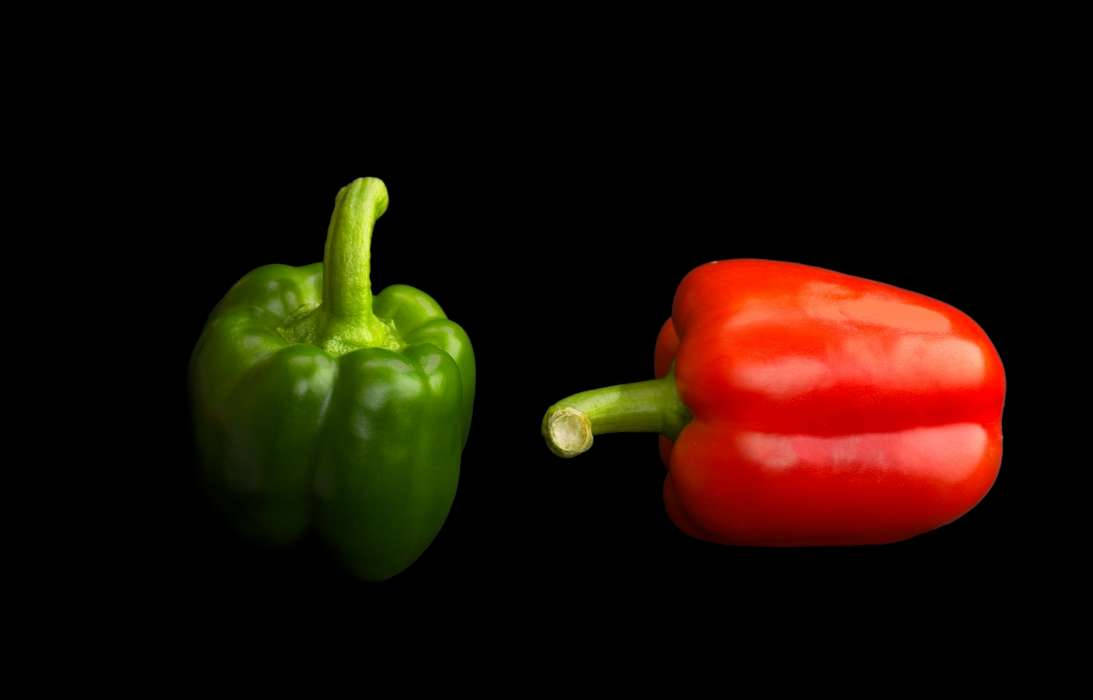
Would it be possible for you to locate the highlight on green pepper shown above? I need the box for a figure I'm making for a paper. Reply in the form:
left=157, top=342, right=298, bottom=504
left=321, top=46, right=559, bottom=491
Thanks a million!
left=189, top=177, right=475, bottom=581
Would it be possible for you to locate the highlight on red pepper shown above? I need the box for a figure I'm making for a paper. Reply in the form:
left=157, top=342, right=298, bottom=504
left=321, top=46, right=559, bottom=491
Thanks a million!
left=542, top=259, right=1005, bottom=546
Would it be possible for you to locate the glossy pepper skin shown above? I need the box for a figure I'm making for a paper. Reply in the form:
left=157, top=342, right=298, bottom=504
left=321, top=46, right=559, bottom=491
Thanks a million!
left=190, top=178, right=474, bottom=580
left=543, top=259, right=1004, bottom=546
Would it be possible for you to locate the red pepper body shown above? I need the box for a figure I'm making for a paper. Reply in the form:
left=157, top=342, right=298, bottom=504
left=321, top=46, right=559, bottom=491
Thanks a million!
left=654, top=259, right=1005, bottom=546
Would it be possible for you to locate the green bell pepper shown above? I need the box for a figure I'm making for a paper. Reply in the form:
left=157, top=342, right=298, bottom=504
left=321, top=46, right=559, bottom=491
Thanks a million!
left=189, top=177, right=475, bottom=581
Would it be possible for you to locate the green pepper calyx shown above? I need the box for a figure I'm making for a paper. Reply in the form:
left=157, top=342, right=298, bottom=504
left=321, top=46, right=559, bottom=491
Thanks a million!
left=281, top=177, right=403, bottom=355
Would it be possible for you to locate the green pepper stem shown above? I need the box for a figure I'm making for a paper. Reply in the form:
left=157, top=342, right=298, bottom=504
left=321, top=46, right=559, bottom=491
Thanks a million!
left=317, top=177, right=396, bottom=352
left=541, top=372, right=691, bottom=458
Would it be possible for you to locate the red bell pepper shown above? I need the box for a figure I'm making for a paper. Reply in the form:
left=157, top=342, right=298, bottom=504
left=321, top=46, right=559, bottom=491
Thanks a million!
left=542, top=259, right=1005, bottom=545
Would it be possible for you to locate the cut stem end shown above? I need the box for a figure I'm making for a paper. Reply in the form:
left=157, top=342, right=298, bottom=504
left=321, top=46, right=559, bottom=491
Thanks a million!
left=543, top=407, right=594, bottom=458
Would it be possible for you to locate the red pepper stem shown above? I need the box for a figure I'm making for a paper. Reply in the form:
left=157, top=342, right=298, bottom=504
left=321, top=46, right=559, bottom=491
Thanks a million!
left=541, top=371, right=691, bottom=458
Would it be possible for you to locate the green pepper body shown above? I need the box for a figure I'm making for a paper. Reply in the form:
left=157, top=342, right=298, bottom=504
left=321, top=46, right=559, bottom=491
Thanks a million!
left=189, top=178, right=474, bottom=581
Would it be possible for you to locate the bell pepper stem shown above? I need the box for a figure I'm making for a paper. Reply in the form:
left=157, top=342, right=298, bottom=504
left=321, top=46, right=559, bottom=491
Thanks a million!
left=316, top=177, right=396, bottom=351
left=542, top=371, right=691, bottom=458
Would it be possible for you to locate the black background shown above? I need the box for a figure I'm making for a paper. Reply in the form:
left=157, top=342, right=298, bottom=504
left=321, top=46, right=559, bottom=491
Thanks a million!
left=133, top=64, right=1047, bottom=626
